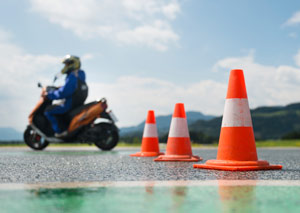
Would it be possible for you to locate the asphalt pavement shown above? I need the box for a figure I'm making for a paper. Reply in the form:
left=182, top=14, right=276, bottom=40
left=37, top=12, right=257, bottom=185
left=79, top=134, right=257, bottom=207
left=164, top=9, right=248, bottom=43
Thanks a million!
left=0, top=147, right=299, bottom=183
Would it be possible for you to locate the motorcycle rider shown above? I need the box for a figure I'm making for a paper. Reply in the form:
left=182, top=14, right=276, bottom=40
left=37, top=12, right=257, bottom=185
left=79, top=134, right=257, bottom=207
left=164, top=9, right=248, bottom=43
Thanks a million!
left=43, top=55, right=88, bottom=137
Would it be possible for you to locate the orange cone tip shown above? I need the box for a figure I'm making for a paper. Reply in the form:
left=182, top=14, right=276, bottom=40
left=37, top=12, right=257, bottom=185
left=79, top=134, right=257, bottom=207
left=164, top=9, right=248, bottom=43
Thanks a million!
left=193, top=69, right=282, bottom=171
left=130, top=110, right=164, bottom=157
left=154, top=103, right=202, bottom=162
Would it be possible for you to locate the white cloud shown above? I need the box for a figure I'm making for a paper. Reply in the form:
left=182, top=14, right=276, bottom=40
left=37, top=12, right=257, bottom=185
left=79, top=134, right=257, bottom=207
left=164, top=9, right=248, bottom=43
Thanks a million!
left=0, top=29, right=61, bottom=131
left=0, top=29, right=98, bottom=131
left=162, top=2, right=181, bottom=20
left=0, top=28, right=13, bottom=41
left=87, top=76, right=227, bottom=127
left=87, top=51, right=300, bottom=128
left=288, top=32, right=297, bottom=38
left=285, top=11, right=300, bottom=26
left=116, top=20, right=179, bottom=51
left=294, top=50, right=300, bottom=67
left=30, top=0, right=180, bottom=51
left=214, top=52, right=300, bottom=108
left=81, top=53, right=94, bottom=61
left=1, top=25, right=300, bottom=132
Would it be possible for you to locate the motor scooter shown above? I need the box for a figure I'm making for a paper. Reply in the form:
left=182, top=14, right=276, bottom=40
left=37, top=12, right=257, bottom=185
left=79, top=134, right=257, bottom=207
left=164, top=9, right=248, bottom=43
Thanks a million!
left=24, top=83, right=119, bottom=151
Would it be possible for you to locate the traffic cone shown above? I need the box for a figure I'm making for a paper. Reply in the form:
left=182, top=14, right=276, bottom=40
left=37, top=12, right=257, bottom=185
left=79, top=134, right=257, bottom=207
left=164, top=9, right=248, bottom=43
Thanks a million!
left=130, top=110, right=164, bottom=157
left=154, top=103, right=201, bottom=162
left=194, top=69, right=282, bottom=171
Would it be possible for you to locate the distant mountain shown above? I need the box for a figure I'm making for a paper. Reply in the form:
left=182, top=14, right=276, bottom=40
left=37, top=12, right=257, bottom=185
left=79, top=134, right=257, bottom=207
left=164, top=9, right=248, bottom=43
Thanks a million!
left=120, top=111, right=215, bottom=136
left=189, top=102, right=300, bottom=140
left=0, top=127, right=23, bottom=141
left=3, top=102, right=299, bottom=143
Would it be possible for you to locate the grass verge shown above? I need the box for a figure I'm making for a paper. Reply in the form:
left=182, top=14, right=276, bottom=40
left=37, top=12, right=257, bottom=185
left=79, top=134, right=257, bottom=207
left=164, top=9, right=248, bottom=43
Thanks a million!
left=0, top=140, right=300, bottom=148
left=255, top=139, right=300, bottom=147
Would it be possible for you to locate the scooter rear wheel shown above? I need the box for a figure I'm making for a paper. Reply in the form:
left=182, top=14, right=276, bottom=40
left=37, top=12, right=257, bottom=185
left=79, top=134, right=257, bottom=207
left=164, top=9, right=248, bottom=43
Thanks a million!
left=24, top=126, right=49, bottom=151
left=93, top=123, right=119, bottom=151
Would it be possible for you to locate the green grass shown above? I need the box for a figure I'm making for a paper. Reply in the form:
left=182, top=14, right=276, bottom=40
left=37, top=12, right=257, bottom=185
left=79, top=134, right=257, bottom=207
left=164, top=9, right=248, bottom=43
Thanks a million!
left=0, top=143, right=27, bottom=147
left=1, top=140, right=300, bottom=148
left=116, top=142, right=142, bottom=147
left=192, top=140, right=300, bottom=147
left=0, top=143, right=91, bottom=147
left=191, top=143, right=219, bottom=147
left=255, top=139, right=300, bottom=147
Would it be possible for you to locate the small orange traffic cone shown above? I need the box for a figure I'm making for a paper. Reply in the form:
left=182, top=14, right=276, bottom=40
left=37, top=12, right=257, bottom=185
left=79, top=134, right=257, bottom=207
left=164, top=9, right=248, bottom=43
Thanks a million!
left=154, top=103, right=201, bottom=162
left=130, top=110, right=164, bottom=157
left=194, top=69, right=282, bottom=171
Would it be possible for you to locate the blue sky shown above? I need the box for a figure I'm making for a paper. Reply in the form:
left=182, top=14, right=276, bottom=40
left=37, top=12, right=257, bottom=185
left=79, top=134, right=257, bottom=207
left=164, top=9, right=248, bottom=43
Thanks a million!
left=0, top=0, right=300, bottom=131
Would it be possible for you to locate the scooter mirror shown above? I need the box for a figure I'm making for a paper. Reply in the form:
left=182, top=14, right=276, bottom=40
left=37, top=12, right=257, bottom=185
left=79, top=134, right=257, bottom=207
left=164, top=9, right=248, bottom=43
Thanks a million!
left=37, top=82, right=42, bottom=88
left=53, top=72, right=62, bottom=84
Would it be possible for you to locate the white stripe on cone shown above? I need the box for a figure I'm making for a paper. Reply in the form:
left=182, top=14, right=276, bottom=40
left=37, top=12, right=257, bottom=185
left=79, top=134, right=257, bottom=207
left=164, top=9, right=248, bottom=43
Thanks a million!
left=168, top=118, right=190, bottom=137
left=222, top=98, right=252, bottom=127
left=143, top=124, right=158, bottom=138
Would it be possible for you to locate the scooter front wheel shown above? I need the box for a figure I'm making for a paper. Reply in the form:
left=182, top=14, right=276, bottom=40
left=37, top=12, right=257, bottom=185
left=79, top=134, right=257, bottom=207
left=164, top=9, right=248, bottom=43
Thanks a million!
left=24, top=126, right=49, bottom=151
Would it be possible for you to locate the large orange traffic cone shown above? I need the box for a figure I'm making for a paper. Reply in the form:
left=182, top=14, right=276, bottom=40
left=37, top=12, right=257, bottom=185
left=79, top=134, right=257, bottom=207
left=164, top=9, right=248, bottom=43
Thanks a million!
left=155, top=103, right=201, bottom=162
left=130, top=110, right=164, bottom=157
left=194, top=69, right=282, bottom=171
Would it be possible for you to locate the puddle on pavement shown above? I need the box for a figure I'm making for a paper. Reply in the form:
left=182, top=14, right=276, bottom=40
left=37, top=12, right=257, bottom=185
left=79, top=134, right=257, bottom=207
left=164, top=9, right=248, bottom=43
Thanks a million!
left=0, top=185, right=300, bottom=213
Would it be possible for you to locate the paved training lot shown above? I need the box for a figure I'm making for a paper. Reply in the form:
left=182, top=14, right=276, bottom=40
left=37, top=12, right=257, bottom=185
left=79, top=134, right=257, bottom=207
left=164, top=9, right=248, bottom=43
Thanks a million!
left=0, top=147, right=299, bottom=183
left=0, top=147, right=300, bottom=213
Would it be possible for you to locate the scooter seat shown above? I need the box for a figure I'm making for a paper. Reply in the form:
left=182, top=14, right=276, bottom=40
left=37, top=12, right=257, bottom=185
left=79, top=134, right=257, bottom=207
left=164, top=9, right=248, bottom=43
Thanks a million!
left=66, top=101, right=98, bottom=122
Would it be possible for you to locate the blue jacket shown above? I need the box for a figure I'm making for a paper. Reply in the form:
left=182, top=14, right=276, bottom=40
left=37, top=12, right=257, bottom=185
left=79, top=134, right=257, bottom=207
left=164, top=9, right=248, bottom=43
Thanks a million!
left=47, top=69, right=87, bottom=112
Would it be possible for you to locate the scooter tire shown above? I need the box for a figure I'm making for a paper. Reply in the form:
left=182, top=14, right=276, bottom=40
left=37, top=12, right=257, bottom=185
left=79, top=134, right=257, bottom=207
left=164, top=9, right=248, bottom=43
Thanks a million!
left=24, top=126, right=49, bottom=151
left=93, top=123, right=119, bottom=151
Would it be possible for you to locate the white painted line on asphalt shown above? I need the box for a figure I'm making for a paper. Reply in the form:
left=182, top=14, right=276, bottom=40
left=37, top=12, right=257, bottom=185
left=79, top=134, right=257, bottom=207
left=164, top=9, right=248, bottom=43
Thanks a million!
left=1, top=180, right=300, bottom=190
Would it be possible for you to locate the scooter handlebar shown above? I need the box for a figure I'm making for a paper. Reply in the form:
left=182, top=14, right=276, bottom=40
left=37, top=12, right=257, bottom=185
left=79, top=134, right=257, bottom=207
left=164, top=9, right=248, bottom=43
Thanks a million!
left=46, top=86, right=58, bottom=93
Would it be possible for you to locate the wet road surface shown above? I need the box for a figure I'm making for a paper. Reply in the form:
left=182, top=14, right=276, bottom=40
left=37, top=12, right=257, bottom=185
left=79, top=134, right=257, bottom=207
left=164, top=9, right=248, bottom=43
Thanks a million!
left=0, top=147, right=299, bottom=213
left=0, top=147, right=298, bottom=183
